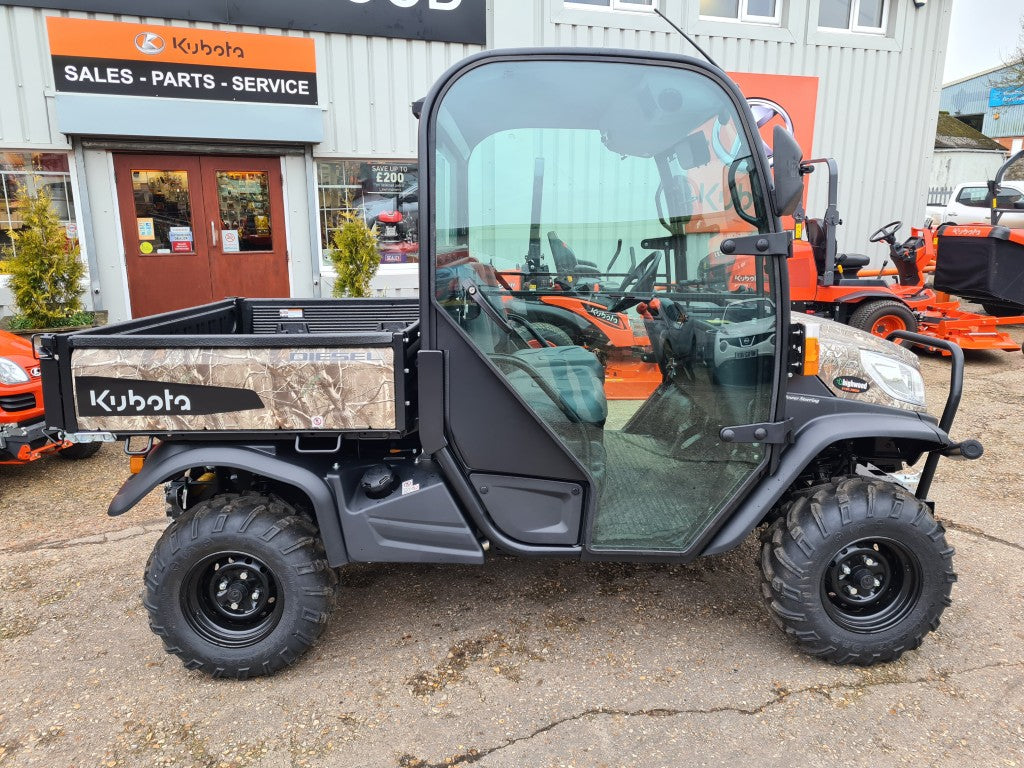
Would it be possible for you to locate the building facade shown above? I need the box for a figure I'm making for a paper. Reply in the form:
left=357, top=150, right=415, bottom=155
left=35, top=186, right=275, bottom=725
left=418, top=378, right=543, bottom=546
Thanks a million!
left=0, top=0, right=952, bottom=322
left=940, top=64, right=1024, bottom=154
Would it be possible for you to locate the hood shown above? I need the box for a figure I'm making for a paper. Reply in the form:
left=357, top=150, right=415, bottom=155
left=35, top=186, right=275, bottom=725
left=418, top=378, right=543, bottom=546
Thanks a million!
left=791, top=312, right=926, bottom=413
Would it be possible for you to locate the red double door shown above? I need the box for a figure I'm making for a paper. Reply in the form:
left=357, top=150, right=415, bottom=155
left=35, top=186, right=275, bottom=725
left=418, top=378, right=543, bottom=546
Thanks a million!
left=113, top=153, right=290, bottom=317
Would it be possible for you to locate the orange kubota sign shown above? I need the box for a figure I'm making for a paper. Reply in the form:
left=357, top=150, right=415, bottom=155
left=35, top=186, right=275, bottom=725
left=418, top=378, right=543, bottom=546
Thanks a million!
left=46, top=17, right=317, bottom=105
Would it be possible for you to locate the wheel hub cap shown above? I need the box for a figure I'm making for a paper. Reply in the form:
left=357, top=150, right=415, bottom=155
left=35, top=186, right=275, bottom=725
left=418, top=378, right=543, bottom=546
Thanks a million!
left=182, top=552, right=282, bottom=648
left=821, top=538, right=922, bottom=634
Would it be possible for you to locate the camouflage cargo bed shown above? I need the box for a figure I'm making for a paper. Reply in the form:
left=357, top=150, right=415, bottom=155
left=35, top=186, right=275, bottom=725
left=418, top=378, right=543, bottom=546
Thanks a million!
left=39, top=298, right=420, bottom=438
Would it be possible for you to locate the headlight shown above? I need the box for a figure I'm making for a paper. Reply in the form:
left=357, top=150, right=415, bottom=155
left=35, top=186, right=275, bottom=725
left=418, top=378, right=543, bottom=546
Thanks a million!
left=0, top=357, right=30, bottom=385
left=859, top=349, right=925, bottom=406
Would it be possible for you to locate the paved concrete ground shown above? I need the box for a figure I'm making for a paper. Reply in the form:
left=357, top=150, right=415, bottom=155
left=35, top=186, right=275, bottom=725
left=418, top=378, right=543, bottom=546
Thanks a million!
left=1, top=333, right=1023, bottom=768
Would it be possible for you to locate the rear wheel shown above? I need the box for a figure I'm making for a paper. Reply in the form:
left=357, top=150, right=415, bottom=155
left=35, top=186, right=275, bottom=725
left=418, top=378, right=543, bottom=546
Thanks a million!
left=759, top=477, right=955, bottom=664
left=527, top=322, right=574, bottom=347
left=849, top=300, right=918, bottom=339
left=981, top=301, right=1024, bottom=318
left=143, top=493, right=336, bottom=678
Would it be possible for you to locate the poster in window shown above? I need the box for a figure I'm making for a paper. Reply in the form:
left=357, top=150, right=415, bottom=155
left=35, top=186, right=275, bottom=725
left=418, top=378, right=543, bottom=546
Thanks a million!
left=320, top=160, right=419, bottom=265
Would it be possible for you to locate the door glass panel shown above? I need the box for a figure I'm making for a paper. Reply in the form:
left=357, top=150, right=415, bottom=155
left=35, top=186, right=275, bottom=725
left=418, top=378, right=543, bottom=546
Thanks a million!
left=434, top=60, right=778, bottom=553
left=130, top=170, right=194, bottom=255
left=215, top=171, right=273, bottom=252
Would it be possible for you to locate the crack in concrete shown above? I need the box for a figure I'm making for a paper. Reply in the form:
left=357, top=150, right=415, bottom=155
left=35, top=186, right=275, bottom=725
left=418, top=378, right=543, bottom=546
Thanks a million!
left=402, top=661, right=1023, bottom=768
left=943, top=520, right=1024, bottom=553
left=2, top=518, right=167, bottom=554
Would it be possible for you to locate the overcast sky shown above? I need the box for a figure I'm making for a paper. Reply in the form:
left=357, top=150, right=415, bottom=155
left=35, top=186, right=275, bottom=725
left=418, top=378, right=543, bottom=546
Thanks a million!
left=944, top=0, right=1024, bottom=83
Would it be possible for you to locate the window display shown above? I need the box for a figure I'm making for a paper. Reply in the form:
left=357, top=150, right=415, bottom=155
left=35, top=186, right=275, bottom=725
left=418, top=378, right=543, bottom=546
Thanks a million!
left=0, top=152, right=77, bottom=272
left=317, top=159, right=418, bottom=265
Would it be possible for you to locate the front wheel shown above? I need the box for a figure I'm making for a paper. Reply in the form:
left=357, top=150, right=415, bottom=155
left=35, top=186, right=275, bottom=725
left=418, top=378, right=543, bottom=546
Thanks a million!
left=848, top=300, right=918, bottom=339
left=143, top=493, right=337, bottom=678
left=58, top=441, right=102, bottom=460
left=759, top=477, right=956, bottom=665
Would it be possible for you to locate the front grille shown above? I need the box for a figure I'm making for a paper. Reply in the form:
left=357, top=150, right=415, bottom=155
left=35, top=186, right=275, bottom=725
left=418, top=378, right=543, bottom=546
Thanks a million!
left=0, top=393, right=37, bottom=413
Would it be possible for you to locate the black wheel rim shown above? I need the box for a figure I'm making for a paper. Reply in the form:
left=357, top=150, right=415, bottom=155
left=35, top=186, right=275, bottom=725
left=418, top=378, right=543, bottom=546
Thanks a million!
left=821, top=537, right=922, bottom=633
left=182, top=551, right=283, bottom=648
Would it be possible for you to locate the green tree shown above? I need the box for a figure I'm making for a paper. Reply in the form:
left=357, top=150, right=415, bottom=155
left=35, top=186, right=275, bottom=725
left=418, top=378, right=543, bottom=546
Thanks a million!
left=328, top=210, right=379, bottom=298
left=6, top=182, right=85, bottom=328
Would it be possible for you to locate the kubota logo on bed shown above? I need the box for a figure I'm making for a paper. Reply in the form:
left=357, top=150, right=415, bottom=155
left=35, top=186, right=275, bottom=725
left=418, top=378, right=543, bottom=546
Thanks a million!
left=75, top=377, right=265, bottom=417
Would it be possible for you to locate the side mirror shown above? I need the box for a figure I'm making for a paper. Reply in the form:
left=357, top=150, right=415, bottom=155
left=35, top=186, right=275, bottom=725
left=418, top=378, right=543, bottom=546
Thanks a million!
left=771, top=126, right=804, bottom=217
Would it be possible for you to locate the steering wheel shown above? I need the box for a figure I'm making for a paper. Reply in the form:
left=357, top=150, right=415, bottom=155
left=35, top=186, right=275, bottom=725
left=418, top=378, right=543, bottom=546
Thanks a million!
left=869, top=220, right=902, bottom=243
left=617, top=252, right=661, bottom=294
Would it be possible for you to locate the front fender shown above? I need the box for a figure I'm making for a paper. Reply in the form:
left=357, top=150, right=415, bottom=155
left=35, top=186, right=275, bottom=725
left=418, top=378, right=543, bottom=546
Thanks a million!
left=701, top=412, right=953, bottom=557
left=109, top=441, right=347, bottom=566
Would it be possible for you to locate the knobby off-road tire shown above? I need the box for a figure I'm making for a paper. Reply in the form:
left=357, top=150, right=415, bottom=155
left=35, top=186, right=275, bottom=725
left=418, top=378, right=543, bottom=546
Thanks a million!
left=57, top=441, right=102, bottom=460
left=849, top=300, right=918, bottom=339
left=759, top=477, right=955, bottom=665
left=143, top=493, right=337, bottom=679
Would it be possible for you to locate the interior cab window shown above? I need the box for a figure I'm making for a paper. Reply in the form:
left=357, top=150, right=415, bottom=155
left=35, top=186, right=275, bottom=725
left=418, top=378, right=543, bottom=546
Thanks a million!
left=433, top=59, right=779, bottom=553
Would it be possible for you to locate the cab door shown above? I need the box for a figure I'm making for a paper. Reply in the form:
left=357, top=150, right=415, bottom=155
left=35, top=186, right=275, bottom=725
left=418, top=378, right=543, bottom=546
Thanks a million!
left=422, top=54, right=786, bottom=558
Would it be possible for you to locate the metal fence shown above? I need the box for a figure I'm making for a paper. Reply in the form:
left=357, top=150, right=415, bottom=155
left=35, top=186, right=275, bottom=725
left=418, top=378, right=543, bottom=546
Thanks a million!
left=927, top=187, right=954, bottom=207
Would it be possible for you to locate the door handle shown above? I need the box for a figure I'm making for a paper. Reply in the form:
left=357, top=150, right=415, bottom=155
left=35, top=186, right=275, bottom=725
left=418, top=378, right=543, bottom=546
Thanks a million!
left=211, top=221, right=218, bottom=246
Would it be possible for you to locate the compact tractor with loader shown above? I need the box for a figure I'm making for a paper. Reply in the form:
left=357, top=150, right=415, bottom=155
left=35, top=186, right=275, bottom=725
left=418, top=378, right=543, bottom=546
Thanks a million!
left=42, top=49, right=980, bottom=678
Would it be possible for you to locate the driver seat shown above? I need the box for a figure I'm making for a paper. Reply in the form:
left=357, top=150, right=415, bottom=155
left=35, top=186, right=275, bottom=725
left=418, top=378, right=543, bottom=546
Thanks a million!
left=547, top=231, right=601, bottom=280
left=806, top=219, right=870, bottom=278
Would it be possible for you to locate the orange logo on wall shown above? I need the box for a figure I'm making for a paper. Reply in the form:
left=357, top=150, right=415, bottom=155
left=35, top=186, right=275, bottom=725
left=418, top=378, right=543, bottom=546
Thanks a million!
left=729, top=72, right=819, bottom=164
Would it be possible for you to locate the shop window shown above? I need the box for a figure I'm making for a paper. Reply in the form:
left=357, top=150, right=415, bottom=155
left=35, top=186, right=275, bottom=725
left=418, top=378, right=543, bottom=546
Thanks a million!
left=819, top=0, right=887, bottom=33
left=700, top=0, right=780, bottom=24
left=0, top=152, right=77, bottom=273
left=316, top=159, right=418, bottom=266
left=565, top=0, right=657, bottom=11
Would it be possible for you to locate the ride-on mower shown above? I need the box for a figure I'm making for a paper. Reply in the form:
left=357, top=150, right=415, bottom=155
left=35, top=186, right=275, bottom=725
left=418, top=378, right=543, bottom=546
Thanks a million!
left=727, top=157, right=1024, bottom=353
left=935, top=148, right=1024, bottom=328
left=42, top=49, right=981, bottom=678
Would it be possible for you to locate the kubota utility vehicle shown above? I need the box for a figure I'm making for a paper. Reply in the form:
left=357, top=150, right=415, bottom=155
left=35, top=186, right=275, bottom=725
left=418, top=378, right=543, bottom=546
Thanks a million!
left=0, top=328, right=100, bottom=464
left=42, top=49, right=981, bottom=679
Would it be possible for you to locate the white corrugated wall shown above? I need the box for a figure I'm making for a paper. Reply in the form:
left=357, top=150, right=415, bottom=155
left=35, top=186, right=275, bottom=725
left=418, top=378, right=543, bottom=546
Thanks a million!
left=0, top=5, right=67, bottom=149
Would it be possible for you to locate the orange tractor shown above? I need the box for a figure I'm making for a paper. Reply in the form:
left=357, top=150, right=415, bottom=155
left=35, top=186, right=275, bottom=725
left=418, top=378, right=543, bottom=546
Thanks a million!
left=725, top=157, right=1024, bottom=353
left=0, top=328, right=102, bottom=464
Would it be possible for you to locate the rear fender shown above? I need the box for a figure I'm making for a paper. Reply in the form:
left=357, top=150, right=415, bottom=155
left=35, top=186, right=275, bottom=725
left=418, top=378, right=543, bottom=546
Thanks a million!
left=701, top=412, right=953, bottom=557
left=108, top=441, right=347, bottom=566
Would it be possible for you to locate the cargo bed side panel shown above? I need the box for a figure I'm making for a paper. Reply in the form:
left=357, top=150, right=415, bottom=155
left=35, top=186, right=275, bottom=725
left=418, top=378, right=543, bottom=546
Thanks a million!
left=70, top=346, right=396, bottom=432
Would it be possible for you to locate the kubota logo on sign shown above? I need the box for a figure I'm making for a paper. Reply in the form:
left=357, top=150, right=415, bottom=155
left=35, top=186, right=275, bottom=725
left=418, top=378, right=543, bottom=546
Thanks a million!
left=133, top=32, right=165, bottom=55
